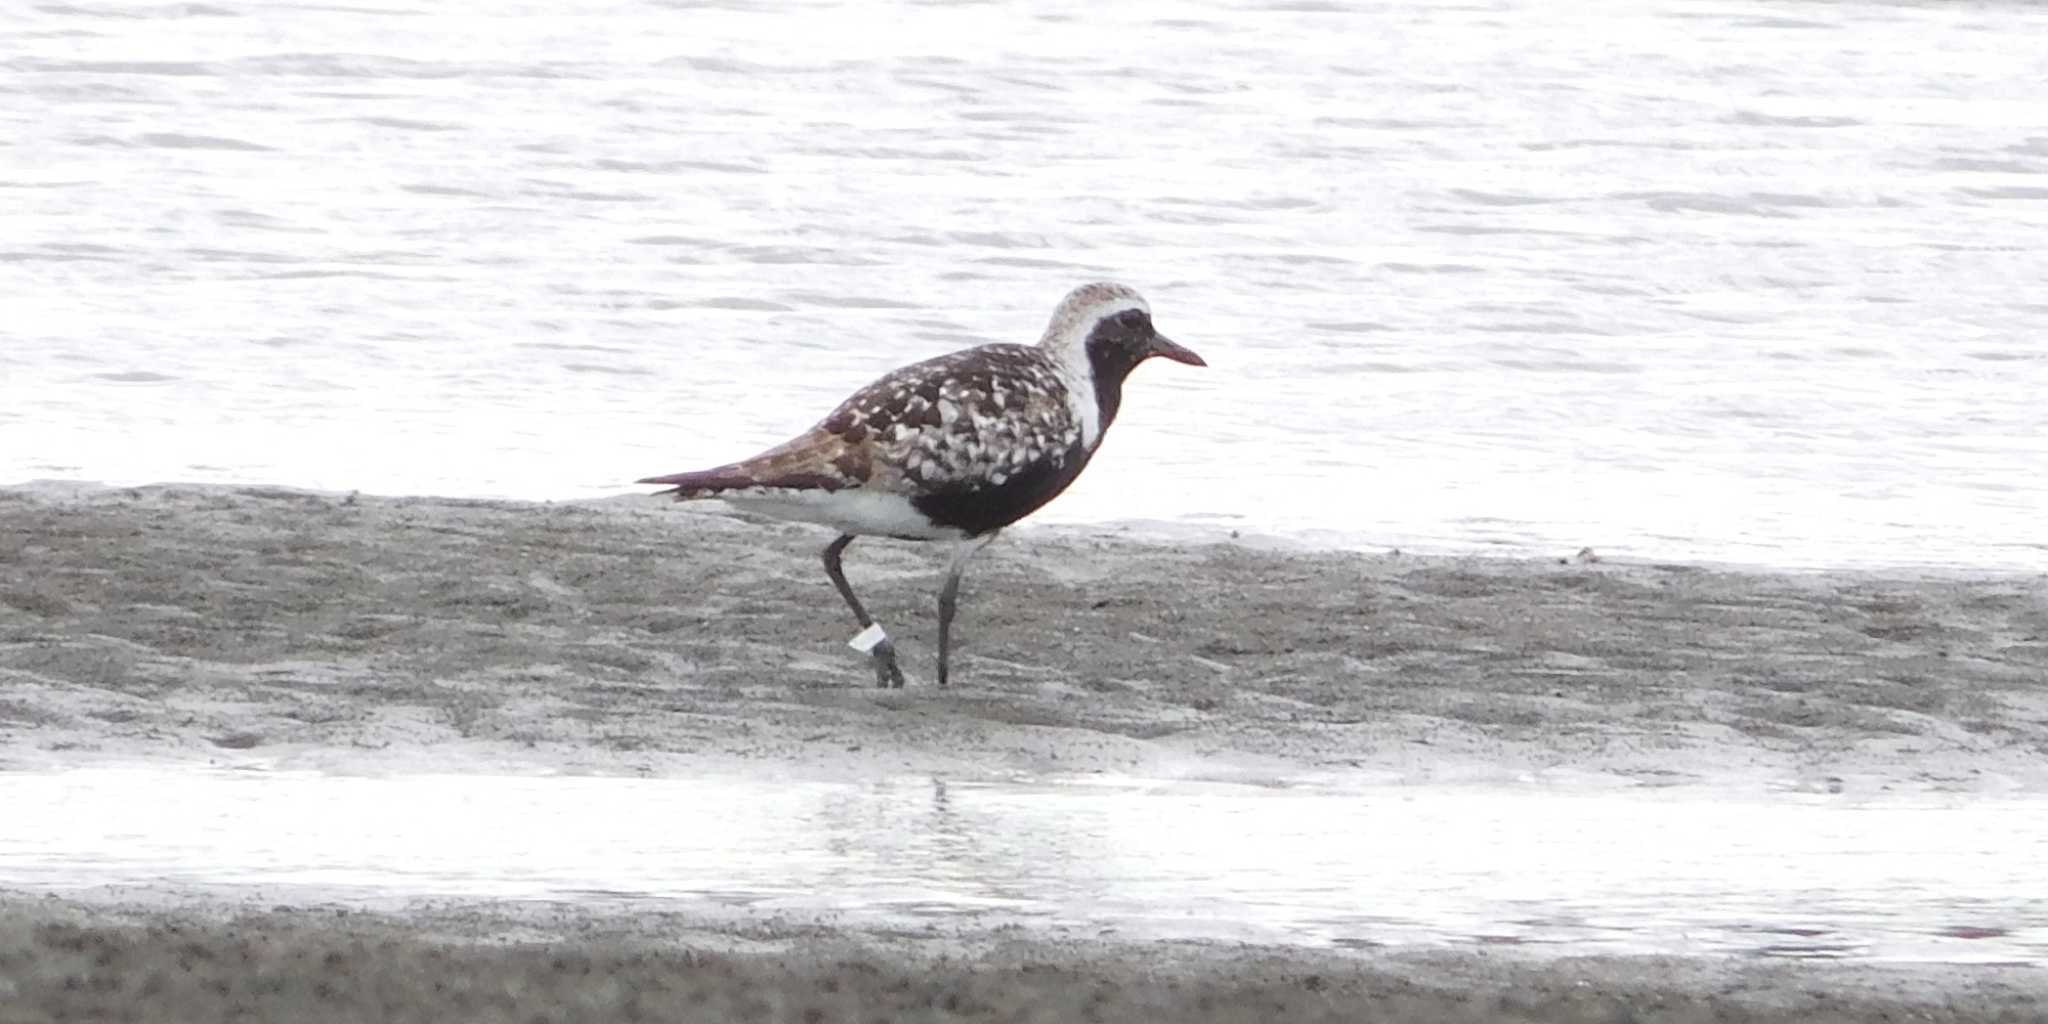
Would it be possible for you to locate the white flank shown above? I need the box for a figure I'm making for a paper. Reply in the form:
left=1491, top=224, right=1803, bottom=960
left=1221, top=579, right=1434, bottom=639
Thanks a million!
left=719, top=488, right=964, bottom=541
left=1048, top=350, right=1104, bottom=452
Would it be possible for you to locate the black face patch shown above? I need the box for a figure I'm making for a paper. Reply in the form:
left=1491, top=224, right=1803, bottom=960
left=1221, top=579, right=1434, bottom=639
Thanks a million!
left=1082, top=309, right=1157, bottom=431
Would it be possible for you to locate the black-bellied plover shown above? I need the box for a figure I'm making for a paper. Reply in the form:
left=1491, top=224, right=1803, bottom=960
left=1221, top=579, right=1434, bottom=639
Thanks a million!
left=641, top=281, right=1204, bottom=687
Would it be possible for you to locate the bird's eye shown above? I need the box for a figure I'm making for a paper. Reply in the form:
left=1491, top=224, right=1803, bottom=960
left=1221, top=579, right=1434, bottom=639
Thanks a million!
left=1117, top=310, right=1147, bottom=328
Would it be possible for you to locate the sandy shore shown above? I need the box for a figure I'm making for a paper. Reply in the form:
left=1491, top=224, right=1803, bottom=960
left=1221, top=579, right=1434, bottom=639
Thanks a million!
left=3, top=484, right=2046, bottom=1021
left=2, top=483, right=2044, bottom=788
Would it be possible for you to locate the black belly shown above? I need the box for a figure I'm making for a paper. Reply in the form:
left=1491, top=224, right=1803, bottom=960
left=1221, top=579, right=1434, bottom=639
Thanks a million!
left=910, top=446, right=1095, bottom=537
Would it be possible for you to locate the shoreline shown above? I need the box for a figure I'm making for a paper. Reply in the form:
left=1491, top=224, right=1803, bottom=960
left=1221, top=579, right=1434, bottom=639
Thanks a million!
left=3, top=483, right=2045, bottom=790
left=10, top=476, right=2043, bottom=580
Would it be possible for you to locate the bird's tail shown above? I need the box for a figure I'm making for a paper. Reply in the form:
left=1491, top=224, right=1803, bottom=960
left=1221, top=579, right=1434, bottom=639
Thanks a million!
left=636, top=467, right=760, bottom=500
left=641, top=426, right=865, bottom=500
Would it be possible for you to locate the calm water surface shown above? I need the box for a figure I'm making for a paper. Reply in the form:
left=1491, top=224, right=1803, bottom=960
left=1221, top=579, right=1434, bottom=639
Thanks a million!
left=0, top=768, right=2043, bottom=963
left=3, top=0, right=2046, bottom=569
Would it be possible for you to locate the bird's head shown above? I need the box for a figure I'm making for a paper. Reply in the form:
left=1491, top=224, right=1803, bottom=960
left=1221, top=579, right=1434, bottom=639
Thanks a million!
left=1040, top=282, right=1205, bottom=380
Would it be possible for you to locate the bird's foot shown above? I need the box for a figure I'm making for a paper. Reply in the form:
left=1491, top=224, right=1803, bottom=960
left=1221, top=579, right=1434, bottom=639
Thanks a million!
left=869, top=640, right=906, bottom=689
left=848, top=623, right=906, bottom=688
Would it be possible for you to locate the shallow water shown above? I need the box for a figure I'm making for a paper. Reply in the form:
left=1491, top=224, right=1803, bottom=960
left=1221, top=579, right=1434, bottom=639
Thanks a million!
left=1, top=768, right=2043, bottom=963
left=3, top=0, right=2047, bottom=570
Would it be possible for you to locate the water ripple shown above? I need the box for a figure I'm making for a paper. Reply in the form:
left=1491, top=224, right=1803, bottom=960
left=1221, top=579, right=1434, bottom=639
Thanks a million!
left=4, top=0, right=2046, bottom=570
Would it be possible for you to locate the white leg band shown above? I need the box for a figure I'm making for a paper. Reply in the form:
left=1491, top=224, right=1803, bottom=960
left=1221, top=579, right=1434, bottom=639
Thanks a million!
left=848, top=623, right=889, bottom=653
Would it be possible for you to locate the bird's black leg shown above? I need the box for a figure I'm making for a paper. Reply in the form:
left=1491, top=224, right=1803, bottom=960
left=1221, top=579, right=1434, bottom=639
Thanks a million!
left=936, top=533, right=998, bottom=687
left=823, top=534, right=905, bottom=688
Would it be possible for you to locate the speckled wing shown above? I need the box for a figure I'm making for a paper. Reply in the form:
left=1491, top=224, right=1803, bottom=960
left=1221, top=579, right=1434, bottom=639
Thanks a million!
left=817, top=343, right=1082, bottom=497
left=639, top=343, right=1082, bottom=504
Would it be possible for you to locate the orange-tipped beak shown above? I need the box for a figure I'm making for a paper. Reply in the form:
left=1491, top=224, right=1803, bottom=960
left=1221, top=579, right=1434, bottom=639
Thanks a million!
left=1149, top=333, right=1206, bottom=367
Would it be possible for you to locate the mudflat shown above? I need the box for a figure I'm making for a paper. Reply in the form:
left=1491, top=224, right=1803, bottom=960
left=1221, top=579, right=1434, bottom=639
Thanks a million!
left=1, top=898, right=2042, bottom=1024
left=2, top=484, right=2043, bottom=787
left=1, top=484, right=2044, bottom=1022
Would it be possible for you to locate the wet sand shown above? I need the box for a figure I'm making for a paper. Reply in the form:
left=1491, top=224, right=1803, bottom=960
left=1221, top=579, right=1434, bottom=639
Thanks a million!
left=3, top=484, right=2046, bottom=1020
left=3, top=483, right=2044, bottom=788
left=1, top=896, right=2043, bottom=1024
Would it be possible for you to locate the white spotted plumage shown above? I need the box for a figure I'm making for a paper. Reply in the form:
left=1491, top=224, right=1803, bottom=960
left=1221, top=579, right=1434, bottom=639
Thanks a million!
left=641, top=281, right=1194, bottom=540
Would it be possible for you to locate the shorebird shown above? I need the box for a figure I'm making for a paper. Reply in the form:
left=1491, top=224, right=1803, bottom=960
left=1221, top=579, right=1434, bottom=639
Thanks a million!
left=640, top=281, right=1204, bottom=688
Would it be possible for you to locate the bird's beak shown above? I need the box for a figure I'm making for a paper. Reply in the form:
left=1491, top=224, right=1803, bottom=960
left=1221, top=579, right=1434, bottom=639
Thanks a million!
left=1148, top=333, right=1206, bottom=367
